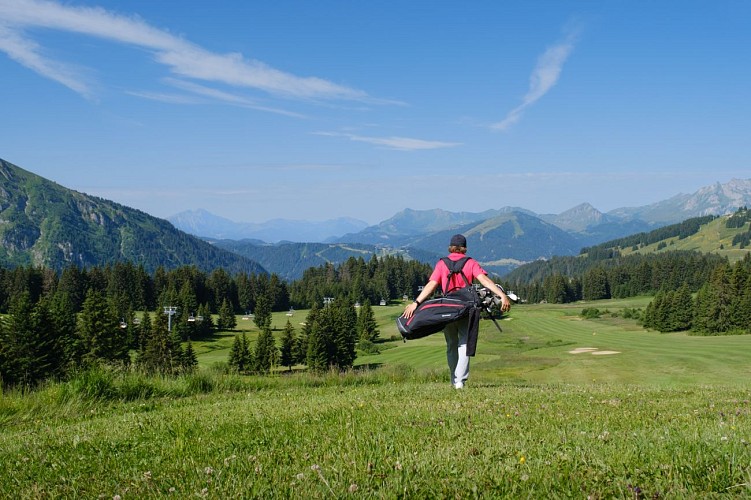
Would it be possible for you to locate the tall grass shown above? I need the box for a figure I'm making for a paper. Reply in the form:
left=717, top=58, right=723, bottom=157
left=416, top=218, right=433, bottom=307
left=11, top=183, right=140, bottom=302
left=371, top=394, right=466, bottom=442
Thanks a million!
left=1, top=372, right=750, bottom=498
left=0, top=363, right=448, bottom=429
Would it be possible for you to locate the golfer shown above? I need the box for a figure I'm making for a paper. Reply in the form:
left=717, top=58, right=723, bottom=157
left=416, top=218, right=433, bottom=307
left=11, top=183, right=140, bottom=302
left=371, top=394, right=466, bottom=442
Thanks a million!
left=402, top=234, right=511, bottom=389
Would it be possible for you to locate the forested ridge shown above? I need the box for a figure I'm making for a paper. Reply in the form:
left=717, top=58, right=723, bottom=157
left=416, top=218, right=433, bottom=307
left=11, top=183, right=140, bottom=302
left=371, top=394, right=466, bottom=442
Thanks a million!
left=0, top=159, right=265, bottom=274
left=580, top=215, right=717, bottom=254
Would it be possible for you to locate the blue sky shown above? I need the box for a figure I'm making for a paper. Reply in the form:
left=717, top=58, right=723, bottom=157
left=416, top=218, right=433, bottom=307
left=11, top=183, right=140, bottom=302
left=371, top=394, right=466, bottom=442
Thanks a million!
left=1, top=1, right=750, bottom=225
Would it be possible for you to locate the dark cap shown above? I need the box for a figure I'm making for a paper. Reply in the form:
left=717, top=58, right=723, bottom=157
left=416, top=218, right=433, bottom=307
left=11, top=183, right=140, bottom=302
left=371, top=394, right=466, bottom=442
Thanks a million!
left=450, top=234, right=467, bottom=247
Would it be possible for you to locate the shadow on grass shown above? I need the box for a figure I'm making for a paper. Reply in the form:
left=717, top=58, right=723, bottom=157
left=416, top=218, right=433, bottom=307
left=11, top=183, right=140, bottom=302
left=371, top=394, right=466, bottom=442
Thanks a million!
left=353, top=363, right=383, bottom=372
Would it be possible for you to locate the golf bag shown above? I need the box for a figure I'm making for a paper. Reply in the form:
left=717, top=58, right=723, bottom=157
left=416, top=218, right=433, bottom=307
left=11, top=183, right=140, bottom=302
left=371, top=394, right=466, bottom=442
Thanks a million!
left=396, top=257, right=485, bottom=354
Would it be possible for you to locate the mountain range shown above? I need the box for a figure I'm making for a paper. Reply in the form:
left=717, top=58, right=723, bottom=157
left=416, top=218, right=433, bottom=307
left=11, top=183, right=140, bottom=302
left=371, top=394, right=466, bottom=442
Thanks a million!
left=169, top=208, right=368, bottom=243
left=182, top=179, right=751, bottom=279
left=170, top=179, right=751, bottom=245
left=2, top=155, right=751, bottom=281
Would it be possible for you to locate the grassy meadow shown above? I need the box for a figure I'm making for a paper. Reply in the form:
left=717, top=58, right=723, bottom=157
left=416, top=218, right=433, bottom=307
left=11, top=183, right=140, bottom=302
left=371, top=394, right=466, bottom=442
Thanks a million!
left=2, top=298, right=751, bottom=498
left=618, top=216, right=750, bottom=264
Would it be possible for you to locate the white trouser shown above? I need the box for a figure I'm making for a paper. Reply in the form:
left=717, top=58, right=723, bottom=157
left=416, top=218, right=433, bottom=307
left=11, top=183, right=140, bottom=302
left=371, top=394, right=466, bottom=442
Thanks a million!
left=443, top=316, right=470, bottom=387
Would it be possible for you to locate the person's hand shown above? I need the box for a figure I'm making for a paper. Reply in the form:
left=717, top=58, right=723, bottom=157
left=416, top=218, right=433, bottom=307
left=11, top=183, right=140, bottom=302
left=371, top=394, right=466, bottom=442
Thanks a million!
left=402, top=301, right=419, bottom=319
left=499, top=294, right=511, bottom=312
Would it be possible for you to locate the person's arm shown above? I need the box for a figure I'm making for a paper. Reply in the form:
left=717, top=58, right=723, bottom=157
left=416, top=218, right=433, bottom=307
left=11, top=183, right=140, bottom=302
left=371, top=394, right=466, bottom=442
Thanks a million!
left=401, top=280, right=440, bottom=319
left=476, top=274, right=511, bottom=312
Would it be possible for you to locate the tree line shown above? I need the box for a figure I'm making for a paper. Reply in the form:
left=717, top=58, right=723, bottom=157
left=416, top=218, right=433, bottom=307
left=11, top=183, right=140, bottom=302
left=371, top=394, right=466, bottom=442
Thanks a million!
left=226, top=298, right=381, bottom=376
left=506, top=251, right=725, bottom=304
left=0, top=288, right=199, bottom=387
left=643, top=253, right=751, bottom=334
left=0, top=254, right=431, bottom=318
left=0, top=255, right=412, bottom=388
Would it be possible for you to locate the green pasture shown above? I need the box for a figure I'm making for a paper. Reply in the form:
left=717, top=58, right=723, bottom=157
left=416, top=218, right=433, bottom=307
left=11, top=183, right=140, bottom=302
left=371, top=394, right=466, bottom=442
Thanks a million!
left=3, top=297, right=751, bottom=497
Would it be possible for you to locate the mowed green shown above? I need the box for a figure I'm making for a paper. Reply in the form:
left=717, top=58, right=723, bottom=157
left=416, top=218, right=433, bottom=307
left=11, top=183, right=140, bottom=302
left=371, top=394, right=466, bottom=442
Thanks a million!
left=2, top=297, right=751, bottom=497
left=192, top=298, right=751, bottom=387
left=360, top=297, right=751, bottom=388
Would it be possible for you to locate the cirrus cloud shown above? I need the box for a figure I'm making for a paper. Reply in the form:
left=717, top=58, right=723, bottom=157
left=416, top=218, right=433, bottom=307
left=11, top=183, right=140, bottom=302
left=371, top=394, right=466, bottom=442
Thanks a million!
left=492, top=27, right=580, bottom=131
left=0, top=0, right=373, bottom=104
left=315, top=131, right=462, bottom=151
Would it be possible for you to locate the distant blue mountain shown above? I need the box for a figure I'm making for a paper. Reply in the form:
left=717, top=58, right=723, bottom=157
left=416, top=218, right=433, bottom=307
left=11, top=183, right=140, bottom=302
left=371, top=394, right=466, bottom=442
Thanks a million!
left=169, top=209, right=369, bottom=243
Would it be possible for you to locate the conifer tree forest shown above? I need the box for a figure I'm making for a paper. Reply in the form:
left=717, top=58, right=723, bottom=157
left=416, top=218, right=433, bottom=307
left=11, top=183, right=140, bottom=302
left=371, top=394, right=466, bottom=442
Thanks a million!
left=0, top=255, right=429, bottom=387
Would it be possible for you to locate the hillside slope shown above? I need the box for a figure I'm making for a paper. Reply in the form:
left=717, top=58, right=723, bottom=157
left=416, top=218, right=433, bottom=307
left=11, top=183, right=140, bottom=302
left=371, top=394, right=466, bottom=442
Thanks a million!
left=0, top=158, right=266, bottom=274
left=607, top=214, right=750, bottom=263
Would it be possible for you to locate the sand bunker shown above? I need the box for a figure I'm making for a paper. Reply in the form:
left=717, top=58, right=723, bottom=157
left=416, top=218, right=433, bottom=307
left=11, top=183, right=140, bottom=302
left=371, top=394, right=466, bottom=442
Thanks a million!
left=569, top=347, right=621, bottom=355
left=568, top=347, right=598, bottom=354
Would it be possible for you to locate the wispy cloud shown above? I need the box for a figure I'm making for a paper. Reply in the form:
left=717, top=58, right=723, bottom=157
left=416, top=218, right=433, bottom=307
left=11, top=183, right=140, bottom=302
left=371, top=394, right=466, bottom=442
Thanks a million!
left=492, top=27, right=579, bottom=131
left=0, top=0, right=373, bottom=105
left=0, top=22, right=94, bottom=97
left=315, top=131, right=462, bottom=151
left=162, top=78, right=307, bottom=118
left=124, top=90, right=201, bottom=105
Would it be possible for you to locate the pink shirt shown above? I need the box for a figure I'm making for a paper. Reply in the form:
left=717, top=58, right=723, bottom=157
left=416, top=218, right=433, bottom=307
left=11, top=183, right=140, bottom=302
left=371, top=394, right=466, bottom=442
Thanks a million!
left=429, top=252, right=487, bottom=293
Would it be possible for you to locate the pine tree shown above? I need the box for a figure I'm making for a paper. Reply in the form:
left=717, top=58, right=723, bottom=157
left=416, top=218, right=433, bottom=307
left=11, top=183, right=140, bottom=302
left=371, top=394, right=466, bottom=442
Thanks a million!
left=139, top=307, right=183, bottom=374
left=582, top=267, right=610, bottom=301
left=671, top=284, right=694, bottom=331
left=228, top=333, right=251, bottom=373
left=0, top=293, right=33, bottom=386
left=122, top=309, right=138, bottom=350
left=218, top=298, right=236, bottom=330
left=296, top=303, right=318, bottom=364
left=706, top=264, right=734, bottom=333
left=228, top=334, right=242, bottom=372
left=0, top=318, right=6, bottom=386
left=197, top=303, right=214, bottom=337
left=692, top=283, right=712, bottom=333
left=306, top=306, right=330, bottom=372
left=182, top=341, right=198, bottom=372
left=78, top=289, right=129, bottom=366
left=356, top=300, right=379, bottom=342
left=176, top=281, right=198, bottom=341
left=643, top=295, right=657, bottom=330
left=169, top=321, right=185, bottom=369
left=332, top=299, right=357, bottom=369
left=0, top=293, right=55, bottom=387
left=729, top=261, right=750, bottom=330
left=253, top=294, right=272, bottom=331
left=48, top=291, right=79, bottom=375
left=30, top=297, right=65, bottom=381
left=57, top=265, right=87, bottom=311
left=544, top=274, right=571, bottom=304
left=253, top=326, right=277, bottom=374
left=738, top=266, right=751, bottom=333
left=141, top=308, right=169, bottom=372
left=653, top=290, right=673, bottom=332
left=136, top=311, right=153, bottom=363
left=279, top=320, right=296, bottom=371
